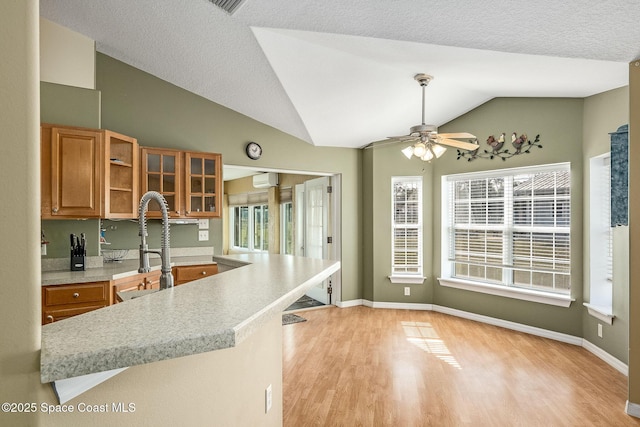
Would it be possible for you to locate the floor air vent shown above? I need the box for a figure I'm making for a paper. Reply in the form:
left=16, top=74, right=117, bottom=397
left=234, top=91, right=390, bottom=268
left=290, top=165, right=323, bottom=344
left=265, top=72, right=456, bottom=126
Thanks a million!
left=209, top=0, right=246, bottom=14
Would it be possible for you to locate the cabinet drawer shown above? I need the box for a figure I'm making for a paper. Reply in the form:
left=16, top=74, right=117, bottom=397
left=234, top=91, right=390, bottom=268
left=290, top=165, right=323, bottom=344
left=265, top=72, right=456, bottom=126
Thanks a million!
left=43, top=282, right=108, bottom=307
left=111, top=271, right=161, bottom=303
left=173, top=264, right=218, bottom=284
left=43, top=304, right=107, bottom=324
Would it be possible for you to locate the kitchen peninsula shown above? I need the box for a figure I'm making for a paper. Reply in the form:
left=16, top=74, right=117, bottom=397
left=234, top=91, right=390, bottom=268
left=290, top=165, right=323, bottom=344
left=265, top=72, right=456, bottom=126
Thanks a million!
left=40, top=253, right=340, bottom=425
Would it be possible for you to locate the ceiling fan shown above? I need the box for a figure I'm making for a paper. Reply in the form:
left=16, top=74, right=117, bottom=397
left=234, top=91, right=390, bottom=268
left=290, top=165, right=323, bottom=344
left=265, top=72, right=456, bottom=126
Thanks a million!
left=376, top=73, right=479, bottom=161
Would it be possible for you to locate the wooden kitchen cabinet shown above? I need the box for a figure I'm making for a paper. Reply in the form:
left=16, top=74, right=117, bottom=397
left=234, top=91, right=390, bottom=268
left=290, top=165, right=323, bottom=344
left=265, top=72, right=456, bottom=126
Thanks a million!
left=140, top=147, right=222, bottom=218
left=42, top=281, right=110, bottom=324
left=105, top=130, right=139, bottom=218
left=41, top=124, right=103, bottom=218
left=111, top=270, right=161, bottom=304
left=172, top=264, right=219, bottom=286
left=184, top=152, right=222, bottom=217
left=140, top=147, right=182, bottom=217
left=41, top=124, right=139, bottom=219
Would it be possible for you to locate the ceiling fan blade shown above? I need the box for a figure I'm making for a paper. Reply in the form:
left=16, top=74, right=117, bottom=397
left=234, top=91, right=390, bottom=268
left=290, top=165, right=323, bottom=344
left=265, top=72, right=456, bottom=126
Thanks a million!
left=437, top=132, right=476, bottom=139
left=387, top=135, right=419, bottom=142
left=362, top=137, right=417, bottom=150
left=436, top=138, right=480, bottom=151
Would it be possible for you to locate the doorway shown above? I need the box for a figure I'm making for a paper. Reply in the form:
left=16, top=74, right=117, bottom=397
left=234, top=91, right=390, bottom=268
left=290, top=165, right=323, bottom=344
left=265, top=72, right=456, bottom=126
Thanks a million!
left=295, top=176, right=332, bottom=305
left=223, top=166, right=341, bottom=307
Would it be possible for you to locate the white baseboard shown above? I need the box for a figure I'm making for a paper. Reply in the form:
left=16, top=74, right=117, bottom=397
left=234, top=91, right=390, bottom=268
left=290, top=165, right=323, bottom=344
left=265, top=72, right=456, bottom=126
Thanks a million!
left=336, top=299, right=364, bottom=308
left=582, top=340, right=628, bottom=375
left=335, top=299, right=627, bottom=375
left=364, top=300, right=432, bottom=310
left=626, top=401, right=640, bottom=418
left=432, top=304, right=583, bottom=346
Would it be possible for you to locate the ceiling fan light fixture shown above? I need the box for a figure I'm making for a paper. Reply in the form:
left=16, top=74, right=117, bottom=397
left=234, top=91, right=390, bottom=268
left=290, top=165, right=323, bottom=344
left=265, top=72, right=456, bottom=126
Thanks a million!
left=401, top=146, right=414, bottom=159
left=381, top=73, right=476, bottom=161
left=413, top=142, right=427, bottom=158
left=421, top=150, right=434, bottom=162
left=432, top=143, right=447, bottom=158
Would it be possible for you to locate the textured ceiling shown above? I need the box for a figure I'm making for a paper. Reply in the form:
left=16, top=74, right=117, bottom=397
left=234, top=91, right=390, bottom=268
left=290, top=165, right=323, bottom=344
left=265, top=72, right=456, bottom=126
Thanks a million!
left=40, top=0, right=638, bottom=149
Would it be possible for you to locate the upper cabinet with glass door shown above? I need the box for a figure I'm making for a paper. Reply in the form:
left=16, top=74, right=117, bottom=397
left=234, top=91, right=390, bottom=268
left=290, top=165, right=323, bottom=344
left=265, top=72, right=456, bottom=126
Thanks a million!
left=184, top=152, right=222, bottom=217
left=140, top=147, right=222, bottom=218
left=140, top=147, right=182, bottom=217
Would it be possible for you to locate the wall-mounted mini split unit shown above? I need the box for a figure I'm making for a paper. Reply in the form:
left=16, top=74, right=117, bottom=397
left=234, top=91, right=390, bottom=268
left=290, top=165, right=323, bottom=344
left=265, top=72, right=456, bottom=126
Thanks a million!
left=253, top=172, right=278, bottom=189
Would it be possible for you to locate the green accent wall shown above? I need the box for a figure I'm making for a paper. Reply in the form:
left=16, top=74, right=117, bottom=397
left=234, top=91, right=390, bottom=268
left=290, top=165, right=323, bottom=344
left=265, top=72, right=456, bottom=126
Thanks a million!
left=362, top=97, right=588, bottom=336
left=582, top=86, right=630, bottom=363
left=40, top=81, right=101, bottom=128
left=363, top=142, right=435, bottom=303
left=434, top=97, right=584, bottom=336
left=42, top=219, right=100, bottom=257
left=101, top=219, right=222, bottom=251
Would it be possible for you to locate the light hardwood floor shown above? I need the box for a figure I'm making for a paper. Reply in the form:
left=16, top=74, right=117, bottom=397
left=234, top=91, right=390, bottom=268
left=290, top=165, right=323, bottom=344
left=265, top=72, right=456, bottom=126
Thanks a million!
left=283, top=306, right=640, bottom=426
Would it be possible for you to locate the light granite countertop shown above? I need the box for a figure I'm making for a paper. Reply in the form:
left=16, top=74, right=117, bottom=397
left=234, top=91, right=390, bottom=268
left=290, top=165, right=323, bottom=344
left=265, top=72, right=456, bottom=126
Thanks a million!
left=40, top=253, right=340, bottom=383
left=41, top=255, right=218, bottom=286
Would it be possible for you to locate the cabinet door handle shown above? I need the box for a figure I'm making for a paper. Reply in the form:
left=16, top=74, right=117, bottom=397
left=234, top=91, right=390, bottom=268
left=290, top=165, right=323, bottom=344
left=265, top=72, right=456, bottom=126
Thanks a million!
left=73, top=292, right=80, bottom=298
left=175, top=210, right=180, bottom=215
left=46, top=315, right=54, bottom=323
left=52, top=207, right=59, bottom=214
left=202, top=271, right=207, bottom=275
left=138, top=282, right=144, bottom=290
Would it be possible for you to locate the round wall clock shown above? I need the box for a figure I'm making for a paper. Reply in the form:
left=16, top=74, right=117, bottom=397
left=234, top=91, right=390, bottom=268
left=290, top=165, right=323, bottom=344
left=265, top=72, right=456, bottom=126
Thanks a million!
left=245, top=142, right=262, bottom=160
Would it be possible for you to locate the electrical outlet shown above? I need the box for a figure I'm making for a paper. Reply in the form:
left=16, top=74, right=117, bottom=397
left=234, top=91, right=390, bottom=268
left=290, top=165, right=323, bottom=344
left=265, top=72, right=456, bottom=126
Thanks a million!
left=41, top=244, right=46, bottom=256
left=598, top=323, right=603, bottom=338
left=198, top=230, right=209, bottom=241
left=198, top=218, right=209, bottom=229
left=404, top=287, right=410, bottom=296
left=265, top=384, right=272, bottom=413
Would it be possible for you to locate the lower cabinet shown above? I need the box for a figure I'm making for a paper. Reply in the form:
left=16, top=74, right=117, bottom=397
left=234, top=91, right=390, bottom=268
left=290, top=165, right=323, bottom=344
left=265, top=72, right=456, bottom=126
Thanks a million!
left=111, top=270, right=161, bottom=303
left=41, top=265, right=218, bottom=322
left=42, top=281, right=109, bottom=324
left=172, top=264, right=218, bottom=286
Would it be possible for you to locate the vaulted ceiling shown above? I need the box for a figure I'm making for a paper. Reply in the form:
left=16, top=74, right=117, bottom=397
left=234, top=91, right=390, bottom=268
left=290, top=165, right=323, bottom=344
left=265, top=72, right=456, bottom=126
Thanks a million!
left=40, top=0, right=638, bottom=149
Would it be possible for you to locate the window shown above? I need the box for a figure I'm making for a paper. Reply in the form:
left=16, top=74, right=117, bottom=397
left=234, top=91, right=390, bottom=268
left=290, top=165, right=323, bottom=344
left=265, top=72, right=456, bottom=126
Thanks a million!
left=230, top=204, right=269, bottom=252
left=440, top=163, right=572, bottom=306
left=232, top=206, right=249, bottom=249
left=585, top=153, right=614, bottom=323
left=253, top=205, right=269, bottom=251
left=390, top=177, right=424, bottom=284
left=281, top=201, right=293, bottom=255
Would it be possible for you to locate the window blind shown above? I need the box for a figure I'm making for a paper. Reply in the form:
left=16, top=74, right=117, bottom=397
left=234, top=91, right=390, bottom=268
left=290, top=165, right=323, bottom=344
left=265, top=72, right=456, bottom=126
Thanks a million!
left=392, top=177, right=422, bottom=276
left=227, top=191, right=268, bottom=206
left=444, top=163, right=571, bottom=294
left=603, top=155, right=613, bottom=281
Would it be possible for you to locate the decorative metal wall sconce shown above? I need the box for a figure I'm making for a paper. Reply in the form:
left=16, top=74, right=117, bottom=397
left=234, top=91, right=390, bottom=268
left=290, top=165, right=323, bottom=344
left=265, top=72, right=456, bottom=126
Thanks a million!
left=457, top=133, right=542, bottom=161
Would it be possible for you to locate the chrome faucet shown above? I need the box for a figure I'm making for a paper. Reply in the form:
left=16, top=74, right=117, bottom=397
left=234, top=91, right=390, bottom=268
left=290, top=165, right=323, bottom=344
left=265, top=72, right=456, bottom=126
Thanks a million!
left=138, top=191, right=174, bottom=289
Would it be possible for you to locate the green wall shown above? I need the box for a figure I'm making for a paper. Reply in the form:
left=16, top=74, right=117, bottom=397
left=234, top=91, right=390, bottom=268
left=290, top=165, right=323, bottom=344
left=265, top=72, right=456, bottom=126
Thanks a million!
left=582, top=86, right=629, bottom=363
left=41, top=81, right=101, bottom=128
left=434, top=97, right=584, bottom=336
left=361, top=97, right=587, bottom=335
left=95, top=53, right=362, bottom=301
left=363, top=142, right=435, bottom=303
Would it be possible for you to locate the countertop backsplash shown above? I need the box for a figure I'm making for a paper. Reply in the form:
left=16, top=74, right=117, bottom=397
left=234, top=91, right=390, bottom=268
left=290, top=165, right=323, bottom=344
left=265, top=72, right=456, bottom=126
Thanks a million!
left=42, top=246, right=214, bottom=272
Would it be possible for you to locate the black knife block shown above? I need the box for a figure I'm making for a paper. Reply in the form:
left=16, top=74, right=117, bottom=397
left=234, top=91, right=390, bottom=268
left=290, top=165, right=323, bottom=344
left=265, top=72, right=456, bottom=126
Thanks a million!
left=71, top=254, right=85, bottom=271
